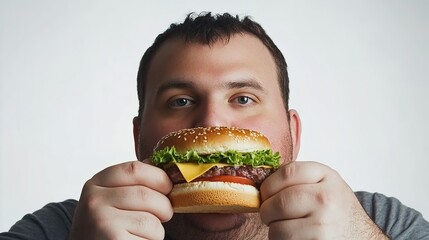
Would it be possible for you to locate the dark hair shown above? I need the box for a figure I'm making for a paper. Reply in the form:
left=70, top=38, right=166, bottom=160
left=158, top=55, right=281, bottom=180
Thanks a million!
left=136, top=12, right=289, bottom=118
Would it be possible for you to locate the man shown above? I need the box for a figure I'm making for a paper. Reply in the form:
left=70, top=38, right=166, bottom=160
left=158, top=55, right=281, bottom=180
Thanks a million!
left=1, top=12, right=428, bottom=240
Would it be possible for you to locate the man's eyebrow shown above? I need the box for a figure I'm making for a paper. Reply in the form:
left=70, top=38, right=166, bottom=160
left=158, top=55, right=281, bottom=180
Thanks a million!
left=155, top=78, right=266, bottom=97
left=224, top=79, right=265, bottom=91
left=156, top=79, right=195, bottom=96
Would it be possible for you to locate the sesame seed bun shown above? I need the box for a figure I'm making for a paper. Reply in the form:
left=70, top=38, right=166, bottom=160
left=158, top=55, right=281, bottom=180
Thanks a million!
left=153, top=126, right=271, bottom=154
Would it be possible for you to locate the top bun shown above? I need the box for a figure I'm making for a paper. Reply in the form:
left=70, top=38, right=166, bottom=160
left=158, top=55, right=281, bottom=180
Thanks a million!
left=154, top=126, right=272, bottom=154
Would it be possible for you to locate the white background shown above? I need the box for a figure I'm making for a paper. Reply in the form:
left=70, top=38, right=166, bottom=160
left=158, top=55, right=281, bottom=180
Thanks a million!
left=1, top=0, right=428, bottom=232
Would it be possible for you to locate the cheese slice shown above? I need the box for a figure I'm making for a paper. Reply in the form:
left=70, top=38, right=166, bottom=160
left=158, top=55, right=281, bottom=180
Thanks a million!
left=175, top=162, right=229, bottom=182
left=174, top=162, right=273, bottom=183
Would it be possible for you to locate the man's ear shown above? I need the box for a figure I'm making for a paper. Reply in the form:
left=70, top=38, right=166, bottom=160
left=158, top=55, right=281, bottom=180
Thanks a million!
left=132, top=116, right=141, bottom=160
left=288, top=109, right=301, bottom=161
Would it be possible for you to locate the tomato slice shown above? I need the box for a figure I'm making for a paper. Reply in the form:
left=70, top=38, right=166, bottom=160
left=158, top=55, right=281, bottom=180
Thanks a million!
left=194, top=175, right=256, bottom=187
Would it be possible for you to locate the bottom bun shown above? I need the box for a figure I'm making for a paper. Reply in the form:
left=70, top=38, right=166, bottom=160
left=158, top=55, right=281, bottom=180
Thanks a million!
left=168, top=181, right=260, bottom=213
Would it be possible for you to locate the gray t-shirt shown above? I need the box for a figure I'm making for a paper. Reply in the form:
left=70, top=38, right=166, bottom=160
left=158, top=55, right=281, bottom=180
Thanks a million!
left=0, top=192, right=428, bottom=239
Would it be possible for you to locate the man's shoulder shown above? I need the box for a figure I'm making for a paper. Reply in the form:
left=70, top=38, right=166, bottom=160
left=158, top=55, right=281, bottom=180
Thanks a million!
left=355, top=191, right=429, bottom=239
left=34, top=198, right=78, bottom=220
left=42, top=199, right=78, bottom=212
left=0, top=199, right=78, bottom=239
left=355, top=191, right=393, bottom=205
left=354, top=191, right=418, bottom=220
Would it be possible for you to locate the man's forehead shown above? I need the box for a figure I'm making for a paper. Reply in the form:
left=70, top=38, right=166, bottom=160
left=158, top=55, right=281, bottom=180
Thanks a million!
left=148, top=33, right=274, bottom=76
left=145, top=32, right=277, bottom=93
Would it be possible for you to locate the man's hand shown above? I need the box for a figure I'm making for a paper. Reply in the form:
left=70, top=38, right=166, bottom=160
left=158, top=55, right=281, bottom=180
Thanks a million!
left=260, top=161, right=388, bottom=240
left=69, top=160, right=173, bottom=240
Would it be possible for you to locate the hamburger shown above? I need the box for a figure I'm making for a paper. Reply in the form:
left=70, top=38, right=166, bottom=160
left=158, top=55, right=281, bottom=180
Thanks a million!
left=151, top=126, right=280, bottom=213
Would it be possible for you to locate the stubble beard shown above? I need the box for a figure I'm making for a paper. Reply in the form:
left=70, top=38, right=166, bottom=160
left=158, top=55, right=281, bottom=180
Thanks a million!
left=163, top=213, right=269, bottom=240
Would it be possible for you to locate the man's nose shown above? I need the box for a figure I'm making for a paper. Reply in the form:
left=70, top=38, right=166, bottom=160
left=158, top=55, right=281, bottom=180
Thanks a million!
left=192, top=103, right=230, bottom=128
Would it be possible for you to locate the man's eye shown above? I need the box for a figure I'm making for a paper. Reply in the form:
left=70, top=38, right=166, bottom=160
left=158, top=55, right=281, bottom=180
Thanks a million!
left=234, top=96, right=254, bottom=105
left=169, top=98, right=194, bottom=108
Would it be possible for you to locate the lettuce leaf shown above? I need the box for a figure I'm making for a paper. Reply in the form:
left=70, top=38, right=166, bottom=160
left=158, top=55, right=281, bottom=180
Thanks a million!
left=151, top=146, right=280, bottom=168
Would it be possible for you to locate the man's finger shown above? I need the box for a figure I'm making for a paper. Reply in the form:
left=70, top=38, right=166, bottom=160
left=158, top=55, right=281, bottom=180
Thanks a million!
left=260, top=161, right=331, bottom=201
left=260, top=183, right=321, bottom=224
left=97, top=185, right=173, bottom=222
left=90, top=161, right=172, bottom=195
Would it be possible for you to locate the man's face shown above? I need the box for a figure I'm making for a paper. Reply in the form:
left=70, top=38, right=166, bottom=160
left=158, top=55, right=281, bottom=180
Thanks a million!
left=136, top=33, right=300, bottom=239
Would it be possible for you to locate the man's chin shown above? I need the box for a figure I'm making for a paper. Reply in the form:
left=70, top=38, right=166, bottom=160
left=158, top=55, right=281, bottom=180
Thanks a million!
left=163, top=212, right=267, bottom=240
left=184, top=213, right=247, bottom=232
